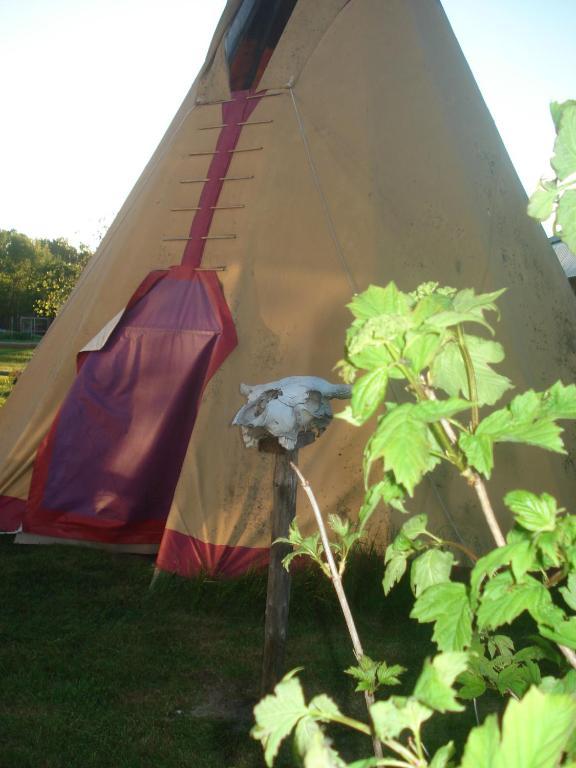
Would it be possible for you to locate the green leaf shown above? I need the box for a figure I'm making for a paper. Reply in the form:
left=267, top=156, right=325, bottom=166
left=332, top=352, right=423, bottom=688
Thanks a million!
left=345, top=658, right=405, bottom=694
left=495, top=686, right=576, bottom=768
left=308, top=693, right=343, bottom=721
left=470, top=542, right=532, bottom=605
left=377, top=662, right=406, bottom=687
left=552, top=103, right=576, bottom=180
left=251, top=672, right=308, bottom=766
left=459, top=713, right=500, bottom=768
left=347, top=343, right=394, bottom=372
left=411, top=397, right=471, bottom=422
left=429, top=742, right=455, bottom=768
left=370, top=697, right=432, bottom=741
left=550, top=99, right=576, bottom=132
left=365, top=404, right=438, bottom=494
left=452, top=288, right=505, bottom=320
left=496, top=663, right=535, bottom=698
left=459, top=432, right=494, bottom=476
left=401, top=513, right=429, bottom=540
left=327, top=514, right=350, bottom=539
left=538, top=618, right=576, bottom=649
left=488, top=634, right=515, bottom=658
left=457, top=670, right=487, bottom=699
left=358, top=483, right=385, bottom=528
left=294, top=718, right=346, bottom=768
left=383, top=555, right=407, bottom=595
left=504, top=490, right=559, bottom=533
left=411, top=582, right=472, bottom=651
left=426, top=310, right=495, bottom=334
left=560, top=574, right=576, bottom=612
left=414, top=652, right=468, bottom=712
left=474, top=391, right=565, bottom=454
left=404, top=330, right=443, bottom=373
left=509, top=538, right=536, bottom=582
left=347, top=282, right=412, bottom=320
left=410, top=549, right=454, bottom=597
left=477, top=573, right=549, bottom=631
left=528, top=180, right=558, bottom=221
left=540, top=670, right=576, bottom=696
left=557, top=189, right=576, bottom=254
left=351, top=368, right=388, bottom=423
left=334, top=405, right=363, bottom=426
left=430, top=335, right=512, bottom=407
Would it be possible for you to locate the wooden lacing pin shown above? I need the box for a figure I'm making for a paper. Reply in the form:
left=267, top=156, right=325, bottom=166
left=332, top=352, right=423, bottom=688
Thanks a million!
left=187, top=150, right=218, bottom=157
left=237, top=120, right=273, bottom=127
left=246, top=91, right=285, bottom=100
left=170, top=207, right=201, bottom=212
left=195, top=98, right=235, bottom=106
left=211, top=204, right=245, bottom=210
left=198, top=124, right=229, bottom=131
left=228, top=146, right=263, bottom=154
left=179, top=178, right=210, bottom=184
left=220, top=175, right=254, bottom=182
left=195, top=266, right=227, bottom=271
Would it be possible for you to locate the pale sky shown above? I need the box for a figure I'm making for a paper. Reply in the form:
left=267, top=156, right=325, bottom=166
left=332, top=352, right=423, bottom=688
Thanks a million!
left=1, top=0, right=575, bottom=248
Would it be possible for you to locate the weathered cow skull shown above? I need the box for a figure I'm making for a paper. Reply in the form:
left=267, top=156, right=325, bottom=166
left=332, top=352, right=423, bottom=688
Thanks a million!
left=232, top=376, right=352, bottom=449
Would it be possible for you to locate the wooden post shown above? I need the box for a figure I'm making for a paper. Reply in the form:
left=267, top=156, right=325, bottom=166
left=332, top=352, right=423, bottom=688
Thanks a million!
left=259, top=432, right=315, bottom=695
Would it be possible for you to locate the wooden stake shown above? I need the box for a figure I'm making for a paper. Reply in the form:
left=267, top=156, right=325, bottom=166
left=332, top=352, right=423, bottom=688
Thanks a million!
left=260, top=440, right=299, bottom=695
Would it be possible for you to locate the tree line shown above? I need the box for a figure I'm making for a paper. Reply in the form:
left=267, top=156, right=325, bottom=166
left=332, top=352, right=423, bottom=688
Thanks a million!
left=0, top=229, right=92, bottom=332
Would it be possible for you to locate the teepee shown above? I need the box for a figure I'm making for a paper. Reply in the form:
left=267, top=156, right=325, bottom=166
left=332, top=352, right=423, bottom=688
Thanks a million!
left=1, top=0, right=576, bottom=577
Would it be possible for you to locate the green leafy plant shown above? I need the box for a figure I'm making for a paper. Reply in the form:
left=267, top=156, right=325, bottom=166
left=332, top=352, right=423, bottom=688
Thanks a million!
left=251, top=280, right=576, bottom=766
left=528, top=100, right=576, bottom=251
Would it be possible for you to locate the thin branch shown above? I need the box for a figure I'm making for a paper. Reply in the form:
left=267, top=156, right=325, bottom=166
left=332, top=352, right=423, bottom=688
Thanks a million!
left=442, top=539, right=479, bottom=564
left=421, top=379, right=576, bottom=670
left=421, top=380, right=506, bottom=548
left=559, top=644, right=576, bottom=668
left=290, top=462, right=383, bottom=761
left=465, top=470, right=506, bottom=548
left=456, top=324, right=479, bottom=430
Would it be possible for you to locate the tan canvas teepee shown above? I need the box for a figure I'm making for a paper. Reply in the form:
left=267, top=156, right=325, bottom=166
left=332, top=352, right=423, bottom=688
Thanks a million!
left=1, top=0, right=575, bottom=576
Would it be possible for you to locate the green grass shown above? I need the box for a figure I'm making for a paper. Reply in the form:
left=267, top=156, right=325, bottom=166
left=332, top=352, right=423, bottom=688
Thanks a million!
left=0, top=541, right=502, bottom=767
left=0, top=347, right=34, bottom=406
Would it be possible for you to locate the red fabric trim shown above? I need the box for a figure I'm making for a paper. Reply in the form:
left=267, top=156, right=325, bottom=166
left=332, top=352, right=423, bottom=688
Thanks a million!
left=182, top=90, right=264, bottom=268
left=156, top=528, right=269, bottom=578
left=0, top=495, right=26, bottom=531
left=21, top=513, right=165, bottom=545
left=25, top=268, right=237, bottom=547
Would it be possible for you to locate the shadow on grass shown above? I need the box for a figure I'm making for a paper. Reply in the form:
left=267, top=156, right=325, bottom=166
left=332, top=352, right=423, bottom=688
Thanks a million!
left=0, top=538, right=507, bottom=767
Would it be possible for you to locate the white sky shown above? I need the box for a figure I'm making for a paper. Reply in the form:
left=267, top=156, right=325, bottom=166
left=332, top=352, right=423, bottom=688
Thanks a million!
left=0, top=0, right=575, bottom=248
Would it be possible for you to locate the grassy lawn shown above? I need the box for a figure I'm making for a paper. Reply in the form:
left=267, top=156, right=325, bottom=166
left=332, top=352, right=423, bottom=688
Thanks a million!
left=0, top=540, right=501, bottom=768
left=0, top=347, right=34, bottom=406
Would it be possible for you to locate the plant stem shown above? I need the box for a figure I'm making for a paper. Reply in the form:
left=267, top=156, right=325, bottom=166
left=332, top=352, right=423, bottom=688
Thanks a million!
left=327, top=713, right=372, bottom=736
left=423, top=532, right=478, bottom=563
left=419, top=381, right=576, bottom=670
left=464, top=470, right=506, bottom=548
left=290, top=462, right=384, bottom=760
left=444, top=539, right=479, bottom=563
left=387, top=739, right=420, bottom=765
left=456, top=325, right=479, bottom=430
left=559, top=644, right=576, bottom=668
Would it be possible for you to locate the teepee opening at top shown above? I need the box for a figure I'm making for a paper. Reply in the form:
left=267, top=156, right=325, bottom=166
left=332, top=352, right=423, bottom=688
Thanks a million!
left=225, top=0, right=298, bottom=91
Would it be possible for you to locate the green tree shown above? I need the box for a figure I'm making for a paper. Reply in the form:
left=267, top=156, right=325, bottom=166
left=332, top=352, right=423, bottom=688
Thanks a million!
left=0, top=230, right=91, bottom=328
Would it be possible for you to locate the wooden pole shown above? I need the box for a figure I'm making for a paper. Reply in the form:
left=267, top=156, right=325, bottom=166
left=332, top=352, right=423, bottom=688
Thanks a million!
left=260, top=441, right=299, bottom=695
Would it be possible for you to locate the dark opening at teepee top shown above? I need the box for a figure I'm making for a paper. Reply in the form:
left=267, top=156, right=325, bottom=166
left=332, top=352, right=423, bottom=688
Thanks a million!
left=225, top=0, right=298, bottom=91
